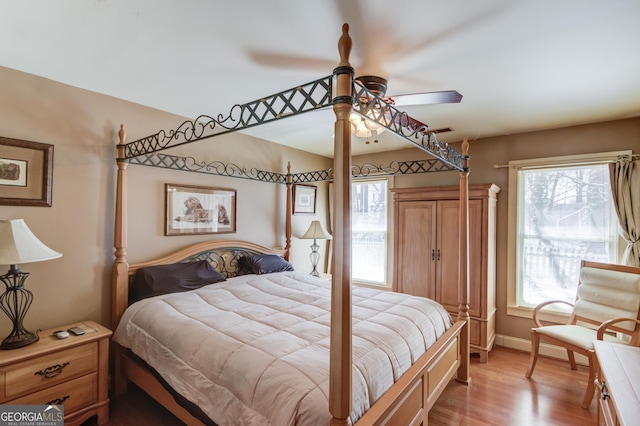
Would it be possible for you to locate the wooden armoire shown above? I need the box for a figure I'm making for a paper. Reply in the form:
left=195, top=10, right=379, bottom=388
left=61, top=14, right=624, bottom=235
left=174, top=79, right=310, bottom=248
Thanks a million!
left=392, top=183, right=500, bottom=362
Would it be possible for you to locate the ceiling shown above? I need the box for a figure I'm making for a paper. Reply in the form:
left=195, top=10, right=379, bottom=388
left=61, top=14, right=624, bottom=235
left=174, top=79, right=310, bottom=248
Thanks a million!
left=2, top=0, right=640, bottom=157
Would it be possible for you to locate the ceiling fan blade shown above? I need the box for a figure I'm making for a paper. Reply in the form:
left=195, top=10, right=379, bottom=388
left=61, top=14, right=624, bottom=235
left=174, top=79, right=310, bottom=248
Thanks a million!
left=249, top=51, right=335, bottom=72
left=382, top=108, right=451, bottom=136
left=391, top=90, right=463, bottom=106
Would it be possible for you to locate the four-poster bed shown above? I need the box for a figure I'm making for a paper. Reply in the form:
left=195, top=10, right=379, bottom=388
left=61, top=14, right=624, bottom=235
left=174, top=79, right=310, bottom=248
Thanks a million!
left=111, top=24, right=471, bottom=425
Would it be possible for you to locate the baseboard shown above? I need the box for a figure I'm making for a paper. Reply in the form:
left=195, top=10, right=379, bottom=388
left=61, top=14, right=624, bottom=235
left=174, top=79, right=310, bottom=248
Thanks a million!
left=495, top=334, right=589, bottom=366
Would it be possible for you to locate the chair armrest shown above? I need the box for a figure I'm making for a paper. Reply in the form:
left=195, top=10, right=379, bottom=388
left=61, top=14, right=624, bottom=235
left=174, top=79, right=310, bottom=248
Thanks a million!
left=597, top=318, right=640, bottom=342
left=532, top=300, right=575, bottom=327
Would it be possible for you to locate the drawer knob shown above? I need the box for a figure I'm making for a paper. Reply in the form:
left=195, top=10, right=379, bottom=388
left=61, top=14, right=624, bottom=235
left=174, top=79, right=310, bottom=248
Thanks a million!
left=35, top=362, right=70, bottom=378
left=46, top=395, right=69, bottom=405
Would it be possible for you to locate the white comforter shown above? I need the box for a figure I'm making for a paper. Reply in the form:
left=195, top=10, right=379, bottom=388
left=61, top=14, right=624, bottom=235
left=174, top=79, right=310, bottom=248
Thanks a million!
left=113, top=271, right=452, bottom=426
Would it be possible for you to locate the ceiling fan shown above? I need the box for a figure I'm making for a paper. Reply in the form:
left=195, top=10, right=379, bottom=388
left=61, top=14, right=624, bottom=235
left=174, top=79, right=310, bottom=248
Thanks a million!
left=355, top=75, right=462, bottom=107
left=248, top=14, right=465, bottom=139
left=354, top=75, right=461, bottom=139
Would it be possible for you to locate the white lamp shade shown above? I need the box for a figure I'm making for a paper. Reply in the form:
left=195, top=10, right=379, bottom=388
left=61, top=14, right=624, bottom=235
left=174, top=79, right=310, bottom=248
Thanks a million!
left=0, top=219, right=62, bottom=265
left=301, top=221, right=332, bottom=240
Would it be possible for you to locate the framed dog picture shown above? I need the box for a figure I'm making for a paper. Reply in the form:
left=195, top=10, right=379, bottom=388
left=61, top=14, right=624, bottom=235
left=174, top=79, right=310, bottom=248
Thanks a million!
left=165, top=183, right=236, bottom=236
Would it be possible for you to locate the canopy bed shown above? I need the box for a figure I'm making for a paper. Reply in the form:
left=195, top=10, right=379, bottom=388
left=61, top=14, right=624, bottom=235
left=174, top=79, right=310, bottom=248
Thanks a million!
left=111, top=24, right=471, bottom=425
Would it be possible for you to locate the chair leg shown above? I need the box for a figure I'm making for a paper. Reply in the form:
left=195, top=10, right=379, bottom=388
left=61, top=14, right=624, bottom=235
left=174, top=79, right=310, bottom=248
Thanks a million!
left=526, top=330, right=540, bottom=378
left=567, top=349, right=577, bottom=370
left=581, top=353, right=597, bottom=409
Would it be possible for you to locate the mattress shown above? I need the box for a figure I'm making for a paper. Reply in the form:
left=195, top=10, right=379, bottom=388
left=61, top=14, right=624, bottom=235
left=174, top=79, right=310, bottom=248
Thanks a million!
left=113, top=271, right=452, bottom=425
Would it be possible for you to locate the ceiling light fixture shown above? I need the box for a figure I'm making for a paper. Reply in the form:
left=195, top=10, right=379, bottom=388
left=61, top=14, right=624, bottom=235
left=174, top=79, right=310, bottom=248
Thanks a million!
left=350, top=112, right=386, bottom=144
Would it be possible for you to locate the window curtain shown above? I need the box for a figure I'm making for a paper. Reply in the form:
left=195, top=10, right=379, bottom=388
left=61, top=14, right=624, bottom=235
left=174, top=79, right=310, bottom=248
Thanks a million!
left=609, top=158, right=640, bottom=266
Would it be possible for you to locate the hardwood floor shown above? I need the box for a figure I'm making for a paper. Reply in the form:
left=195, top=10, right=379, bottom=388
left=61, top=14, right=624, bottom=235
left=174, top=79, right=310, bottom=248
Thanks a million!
left=84, top=346, right=597, bottom=425
left=429, top=347, right=597, bottom=425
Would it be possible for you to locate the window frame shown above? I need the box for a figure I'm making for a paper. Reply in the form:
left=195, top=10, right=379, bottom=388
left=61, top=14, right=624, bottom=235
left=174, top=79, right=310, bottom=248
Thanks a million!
left=506, top=150, right=630, bottom=321
left=351, top=176, right=393, bottom=289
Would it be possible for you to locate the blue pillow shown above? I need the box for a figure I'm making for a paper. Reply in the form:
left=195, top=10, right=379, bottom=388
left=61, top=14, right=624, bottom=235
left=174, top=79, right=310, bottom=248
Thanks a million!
left=130, top=259, right=226, bottom=303
left=239, top=254, right=294, bottom=275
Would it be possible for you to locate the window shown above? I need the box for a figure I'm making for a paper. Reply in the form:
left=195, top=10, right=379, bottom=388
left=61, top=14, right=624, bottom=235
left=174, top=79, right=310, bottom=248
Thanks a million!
left=351, top=179, right=388, bottom=286
left=507, top=151, right=629, bottom=318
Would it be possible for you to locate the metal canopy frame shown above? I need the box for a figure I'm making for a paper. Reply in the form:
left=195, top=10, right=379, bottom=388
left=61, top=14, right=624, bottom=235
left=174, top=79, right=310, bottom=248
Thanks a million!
left=119, top=73, right=465, bottom=184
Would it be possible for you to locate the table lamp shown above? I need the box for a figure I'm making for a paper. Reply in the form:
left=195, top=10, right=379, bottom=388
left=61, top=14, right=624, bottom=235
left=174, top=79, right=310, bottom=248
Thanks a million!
left=301, top=220, right=332, bottom=277
left=0, top=219, right=62, bottom=350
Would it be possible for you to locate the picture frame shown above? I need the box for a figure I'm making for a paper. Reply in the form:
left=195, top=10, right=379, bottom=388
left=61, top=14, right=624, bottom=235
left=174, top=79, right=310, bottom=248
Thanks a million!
left=0, top=137, right=54, bottom=207
left=165, top=183, right=237, bottom=236
left=293, top=184, right=317, bottom=214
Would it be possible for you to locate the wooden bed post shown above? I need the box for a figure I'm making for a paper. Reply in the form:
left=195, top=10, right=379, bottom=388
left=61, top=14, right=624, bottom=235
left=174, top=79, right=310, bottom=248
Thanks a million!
left=456, top=137, right=472, bottom=385
left=112, top=124, right=130, bottom=396
left=112, top=124, right=129, bottom=332
left=330, top=23, right=354, bottom=426
left=285, top=162, right=292, bottom=261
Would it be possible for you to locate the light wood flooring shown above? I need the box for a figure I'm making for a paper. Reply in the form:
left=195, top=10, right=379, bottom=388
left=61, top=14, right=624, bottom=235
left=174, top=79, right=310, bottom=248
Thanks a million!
left=429, top=347, right=596, bottom=425
left=85, top=346, right=597, bottom=425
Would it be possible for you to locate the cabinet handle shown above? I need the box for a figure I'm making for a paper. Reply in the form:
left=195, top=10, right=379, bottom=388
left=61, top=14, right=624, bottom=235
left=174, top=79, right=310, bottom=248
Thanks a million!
left=431, top=249, right=435, bottom=261
left=601, top=381, right=609, bottom=401
left=46, top=395, right=70, bottom=405
left=35, top=362, right=70, bottom=379
left=437, top=249, right=441, bottom=261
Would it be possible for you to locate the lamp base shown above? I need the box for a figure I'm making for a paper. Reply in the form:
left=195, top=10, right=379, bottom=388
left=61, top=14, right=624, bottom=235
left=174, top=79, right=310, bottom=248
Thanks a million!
left=0, top=266, right=39, bottom=350
left=308, top=239, right=321, bottom=278
left=1, top=330, right=39, bottom=350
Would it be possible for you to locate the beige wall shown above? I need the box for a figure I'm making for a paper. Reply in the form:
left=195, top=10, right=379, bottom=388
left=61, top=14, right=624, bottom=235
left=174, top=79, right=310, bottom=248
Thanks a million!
left=354, top=117, right=640, bottom=340
left=0, top=66, right=331, bottom=338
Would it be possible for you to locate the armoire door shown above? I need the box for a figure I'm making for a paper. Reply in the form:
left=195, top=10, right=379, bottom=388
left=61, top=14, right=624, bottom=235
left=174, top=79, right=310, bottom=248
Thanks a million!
left=395, top=200, right=437, bottom=298
left=435, top=199, right=482, bottom=317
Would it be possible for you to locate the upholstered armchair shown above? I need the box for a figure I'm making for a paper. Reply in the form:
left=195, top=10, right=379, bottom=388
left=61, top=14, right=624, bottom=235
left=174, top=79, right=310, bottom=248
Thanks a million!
left=525, top=260, right=640, bottom=408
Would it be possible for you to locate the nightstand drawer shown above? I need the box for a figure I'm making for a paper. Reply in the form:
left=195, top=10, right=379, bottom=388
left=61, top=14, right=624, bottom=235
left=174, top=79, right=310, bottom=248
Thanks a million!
left=1, top=342, right=97, bottom=400
left=6, top=372, right=97, bottom=413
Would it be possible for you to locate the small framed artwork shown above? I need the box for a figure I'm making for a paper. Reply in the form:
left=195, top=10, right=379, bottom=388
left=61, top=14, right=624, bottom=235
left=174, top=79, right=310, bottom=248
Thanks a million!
left=0, top=137, right=54, bottom=207
left=293, top=184, right=317, bottom=214
left=165, top=183, right=237, bottom=236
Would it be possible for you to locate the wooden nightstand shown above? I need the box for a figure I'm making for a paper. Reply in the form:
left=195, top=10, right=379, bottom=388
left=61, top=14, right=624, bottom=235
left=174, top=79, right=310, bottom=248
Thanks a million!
left=0, top=320, right=112, bottom=426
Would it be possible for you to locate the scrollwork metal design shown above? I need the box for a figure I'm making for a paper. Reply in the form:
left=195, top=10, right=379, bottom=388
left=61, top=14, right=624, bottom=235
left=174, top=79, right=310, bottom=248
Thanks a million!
left=119, top=73, right=466, bottom=180
left=353, top=159, right=458, bottom=177
left=183, top=248, right=269, bottom=278
left=292, top=168, right=333, bottom=183
left=122, top=76, right=333, bottom=159
left=130, top=154, right=287, bottom=184
left=129, top=153, right=459, bottom=184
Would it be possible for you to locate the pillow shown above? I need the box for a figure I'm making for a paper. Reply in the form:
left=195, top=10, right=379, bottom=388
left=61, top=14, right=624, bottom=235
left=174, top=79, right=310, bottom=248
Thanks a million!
left=238, top=254, right=294, bottom=275
left=129, top=259, right=226, bottom=303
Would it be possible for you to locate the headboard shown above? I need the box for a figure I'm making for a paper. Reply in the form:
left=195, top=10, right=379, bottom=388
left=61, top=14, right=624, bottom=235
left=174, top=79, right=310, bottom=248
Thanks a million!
left=127, top=239, right=287, bottom=279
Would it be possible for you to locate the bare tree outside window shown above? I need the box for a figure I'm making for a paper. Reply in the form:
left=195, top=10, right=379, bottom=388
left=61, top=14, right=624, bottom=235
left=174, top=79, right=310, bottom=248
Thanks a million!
left=518, top=164, right=615, bottom=306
